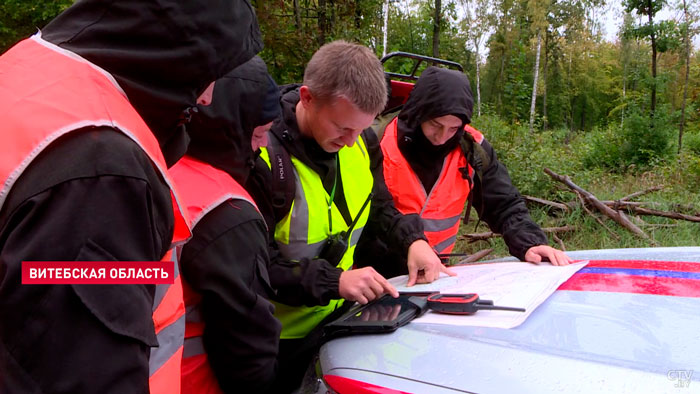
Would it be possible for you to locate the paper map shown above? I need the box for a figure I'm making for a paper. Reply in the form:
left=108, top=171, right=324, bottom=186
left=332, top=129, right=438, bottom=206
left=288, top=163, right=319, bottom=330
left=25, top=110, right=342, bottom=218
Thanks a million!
left=388, top=260, right=588, bottom=329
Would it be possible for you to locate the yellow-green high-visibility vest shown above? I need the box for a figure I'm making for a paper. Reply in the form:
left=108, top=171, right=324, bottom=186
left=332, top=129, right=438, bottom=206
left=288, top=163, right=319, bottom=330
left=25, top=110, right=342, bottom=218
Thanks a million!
left=260, top=134, right=373, bottom=339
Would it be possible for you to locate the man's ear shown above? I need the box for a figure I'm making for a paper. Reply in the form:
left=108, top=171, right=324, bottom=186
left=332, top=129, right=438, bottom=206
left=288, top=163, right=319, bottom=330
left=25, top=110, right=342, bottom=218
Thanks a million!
left=299, top=85, right=313, bottom=108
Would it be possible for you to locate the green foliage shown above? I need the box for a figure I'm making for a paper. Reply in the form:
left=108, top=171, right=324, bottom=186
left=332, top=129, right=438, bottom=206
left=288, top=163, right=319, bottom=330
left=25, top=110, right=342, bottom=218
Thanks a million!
left=472, top=114, right=584, bottom=199
left=582, top=124, right=627, bottom=170
left=583, top=105, right=674, bottom=170
left=457, top=116, right=700, bottom=259
left=681, top=154, right=700, bottom=189
left=0, top=0, right=72, bottom=51
left=621, top=105, right=674, bottom=165
left=684, top=132, right=700, bottom=155
left=624, top=0, right=666, bottom=16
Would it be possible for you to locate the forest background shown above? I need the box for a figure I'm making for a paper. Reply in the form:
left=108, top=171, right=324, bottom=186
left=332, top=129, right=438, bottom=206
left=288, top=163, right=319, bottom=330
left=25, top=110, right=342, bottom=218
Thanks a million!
left=3, top=0, right=699, bottom=258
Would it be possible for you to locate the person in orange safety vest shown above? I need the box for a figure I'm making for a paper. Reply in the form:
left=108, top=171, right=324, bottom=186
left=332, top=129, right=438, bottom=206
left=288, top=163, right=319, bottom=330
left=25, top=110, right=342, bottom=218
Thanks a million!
left=170, top=56, right=282, bottom=394
left=0, top=1, right=261, bottom=393
left=356, top=67, right=571, bottom=279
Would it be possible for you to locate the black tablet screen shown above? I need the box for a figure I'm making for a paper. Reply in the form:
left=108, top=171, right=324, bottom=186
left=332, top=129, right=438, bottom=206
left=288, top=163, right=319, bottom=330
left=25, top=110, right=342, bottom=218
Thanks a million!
left=344, top=295, right=416, bottom=323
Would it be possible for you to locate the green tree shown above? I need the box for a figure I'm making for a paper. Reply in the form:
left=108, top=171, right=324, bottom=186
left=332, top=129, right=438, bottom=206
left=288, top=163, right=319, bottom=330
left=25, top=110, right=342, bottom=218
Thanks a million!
left=0, top=0, right=73, bottom=52
left=623, top=0, right=680, bottom=118
left=677, top=0, right=699, bottom=152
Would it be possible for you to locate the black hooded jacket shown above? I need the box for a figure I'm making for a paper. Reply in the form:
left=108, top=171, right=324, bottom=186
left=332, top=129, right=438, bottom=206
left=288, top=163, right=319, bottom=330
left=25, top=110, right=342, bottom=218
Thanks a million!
left=397, top=67, right=473, bottom=191
left=356, top=67, right=547, bottom=278
left=0, top=1, right=260, bottom=393
left=246, top=85, right=426, bottom=307
left=177, top=56, right=281, bottom=393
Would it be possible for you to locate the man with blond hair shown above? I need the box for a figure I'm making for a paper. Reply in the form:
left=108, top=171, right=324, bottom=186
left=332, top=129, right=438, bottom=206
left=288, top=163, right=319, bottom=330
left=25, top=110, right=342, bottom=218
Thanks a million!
left=247, top=40, right=453, bottom=392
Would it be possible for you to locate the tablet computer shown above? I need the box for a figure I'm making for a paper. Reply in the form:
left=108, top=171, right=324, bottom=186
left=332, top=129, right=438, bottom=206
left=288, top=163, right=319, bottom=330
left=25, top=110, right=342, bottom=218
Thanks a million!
left=323, top=295, right=427, bottom=340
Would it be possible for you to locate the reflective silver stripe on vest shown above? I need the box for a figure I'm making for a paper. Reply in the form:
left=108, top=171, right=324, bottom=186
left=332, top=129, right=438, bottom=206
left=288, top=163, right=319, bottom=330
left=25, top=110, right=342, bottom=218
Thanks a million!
left=434, top=234, right=458, bottom=253
left=357, top=139, right=367, bottom=158
left=149, top=313, right=185, bottom=376
left=153, top=251, right=181, bottom=310
left=422, top=214, right=461, bottom=233
left=278, top=239, right=326, bottom=261
left=149, top=250, right=184, bottom=376
left=278, top=166, right=323, bottom=260
left=349, top=225, right=364, bottom=248
left=183, top=336, right=206, bottom=358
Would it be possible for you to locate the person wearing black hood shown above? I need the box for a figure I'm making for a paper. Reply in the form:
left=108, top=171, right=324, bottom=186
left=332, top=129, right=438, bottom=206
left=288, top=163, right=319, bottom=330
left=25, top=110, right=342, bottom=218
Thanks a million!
left=169, top=56, right=282, bottom=394
left=0, top=1, right=261, bottom=393
left=356, top=66, right=571, bottom=279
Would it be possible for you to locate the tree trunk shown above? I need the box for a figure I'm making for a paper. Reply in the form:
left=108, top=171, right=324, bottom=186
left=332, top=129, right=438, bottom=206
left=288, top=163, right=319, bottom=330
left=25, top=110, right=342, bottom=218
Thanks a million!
left=567, top=49, right=573, bottom=133
left=542, top=32, right=548, bottom=130
left=432, top=0, right=441, bottom=58
left=679, top=0, right=690, bottom=153
left=496, top=50, right=506, bottom=110
left=474, top=37, right=482, bottom=117
left=647, top=0, right=657, bottom=118
left=406, top=0, right=415, bottom=52
left=529, top=31, right=541, bottom=133
left=293, top=0, right=302, bottom=31
left=318, top=0, right=327, bottom=46
left=622, top=60, right=626, bottom=127
left=382, top=0, right=389, bottom=57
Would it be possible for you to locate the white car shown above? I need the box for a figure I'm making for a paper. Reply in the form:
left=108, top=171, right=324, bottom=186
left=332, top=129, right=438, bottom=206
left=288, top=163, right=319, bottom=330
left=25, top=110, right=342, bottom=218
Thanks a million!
left=317, top=247, right=700, bottom=394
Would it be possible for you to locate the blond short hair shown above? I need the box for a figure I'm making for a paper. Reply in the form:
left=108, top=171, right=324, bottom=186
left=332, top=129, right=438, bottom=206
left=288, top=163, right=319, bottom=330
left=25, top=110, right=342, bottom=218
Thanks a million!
left=303, top=41, right=387, bottom=115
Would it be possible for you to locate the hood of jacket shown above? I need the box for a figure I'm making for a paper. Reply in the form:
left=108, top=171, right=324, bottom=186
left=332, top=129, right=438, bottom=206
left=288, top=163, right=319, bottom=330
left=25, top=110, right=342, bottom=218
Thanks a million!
left=41, top=0, right=262, bottom=166
left=397, top=66, right=474, bottom=160
left=270, top=84, right=338, bottom=178
left=186, top=56, right=272, bottom=185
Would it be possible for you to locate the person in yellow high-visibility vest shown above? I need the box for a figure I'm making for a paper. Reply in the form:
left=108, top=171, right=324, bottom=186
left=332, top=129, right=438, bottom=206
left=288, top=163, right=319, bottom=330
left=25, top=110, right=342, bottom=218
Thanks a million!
left=247, top=41, right=454, bottom=393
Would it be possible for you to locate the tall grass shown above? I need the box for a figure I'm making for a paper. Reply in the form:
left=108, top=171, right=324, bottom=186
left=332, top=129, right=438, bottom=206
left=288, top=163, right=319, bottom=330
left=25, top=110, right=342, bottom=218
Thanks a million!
left=453, top=115, right=700, bottom=260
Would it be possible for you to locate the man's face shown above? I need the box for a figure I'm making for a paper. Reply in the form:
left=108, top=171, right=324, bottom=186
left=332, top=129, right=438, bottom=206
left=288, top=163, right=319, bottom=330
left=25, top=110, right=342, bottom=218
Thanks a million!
left=299, top=87, right=376, bottom=153
left=251, top=121, right=273, bottom=151
left=420, top=114, right=462, bottom=146
left=196, top=81, right=216, bottom=106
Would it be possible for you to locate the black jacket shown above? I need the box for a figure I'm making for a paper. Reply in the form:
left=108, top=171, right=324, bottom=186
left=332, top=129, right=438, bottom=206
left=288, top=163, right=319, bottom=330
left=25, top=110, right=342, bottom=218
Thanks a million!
left=178, top=57, right=281, bottom=394
left=246, top=85, right=426, bottom=307
left=356, top=67, right=547, bottom=278
left=0, top=1, right=260, bottom=393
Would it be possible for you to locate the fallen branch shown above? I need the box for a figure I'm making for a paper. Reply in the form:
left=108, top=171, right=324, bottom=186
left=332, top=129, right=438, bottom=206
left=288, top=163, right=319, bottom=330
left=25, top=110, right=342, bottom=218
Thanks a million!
left=461, top=226, right=576, bottom=242
left=462, top=231, right=498, bottom=241
left=543, top=225, right=577, bottom=233
left=544, top=168, right=652, bottom=242
left=619, top=185, right=664, bottom=201
left=456, top=248, right=494, bottom=264
left=575, top=190, right=620, bottom=240
left=603, top=200, right=653, bottom=208
left=523, top=195, right=570, bottom=212
left=623, top=206, right=700, bottom=223
left=552, top=233, right=566, bottom=251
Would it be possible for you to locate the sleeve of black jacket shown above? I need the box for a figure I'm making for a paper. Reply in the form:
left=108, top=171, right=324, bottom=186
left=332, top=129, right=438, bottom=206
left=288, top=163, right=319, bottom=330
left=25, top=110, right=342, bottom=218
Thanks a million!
left=246, top=156, right=343, bottom=307
left=0, top=129, right=173, bottom=394
left=471, top=138, right=548, bottom=260
left=363, top=129, right=426, bottom=257
left=178, top=200, right=281, bottom=393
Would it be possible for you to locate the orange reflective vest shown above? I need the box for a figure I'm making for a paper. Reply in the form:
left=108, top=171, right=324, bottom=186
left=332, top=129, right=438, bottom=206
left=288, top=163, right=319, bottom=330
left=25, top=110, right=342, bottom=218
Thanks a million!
left=0, top=35, right=191, bottom=394
left=169, top=155, right=261, bottom=394
left=381, top=118, right=484, bottom=254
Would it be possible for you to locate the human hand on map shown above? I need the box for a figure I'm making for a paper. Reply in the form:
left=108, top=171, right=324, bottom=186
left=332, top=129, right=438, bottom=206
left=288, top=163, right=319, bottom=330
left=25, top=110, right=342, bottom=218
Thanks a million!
left=406, top=239, right=456, bottom=286
left=524, top=245, right=572, bottom=266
